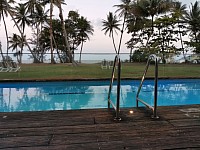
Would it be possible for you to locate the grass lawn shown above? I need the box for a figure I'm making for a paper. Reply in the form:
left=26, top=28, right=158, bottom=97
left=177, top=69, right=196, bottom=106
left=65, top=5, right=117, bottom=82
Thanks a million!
left=0, top=63, right=199, bottom=80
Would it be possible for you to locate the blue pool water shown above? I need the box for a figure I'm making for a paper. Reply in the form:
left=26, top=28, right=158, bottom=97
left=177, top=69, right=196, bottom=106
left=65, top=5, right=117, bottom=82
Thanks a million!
left=0, top=79, right=200, bottom=112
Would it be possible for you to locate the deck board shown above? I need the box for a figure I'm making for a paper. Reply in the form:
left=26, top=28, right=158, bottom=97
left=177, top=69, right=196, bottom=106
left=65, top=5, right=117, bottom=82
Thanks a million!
left=0, top=105, right=200, bottom=149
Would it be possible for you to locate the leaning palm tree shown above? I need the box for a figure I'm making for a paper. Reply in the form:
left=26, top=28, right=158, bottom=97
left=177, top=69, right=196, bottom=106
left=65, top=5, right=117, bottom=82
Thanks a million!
left=56, top=0, right=73, bottom=63
left=77, top=16, right=94, bottom=63
left=114, top=0, right=132, bottom=34
left=23, top=0, right=45, bottom=63
left=114, top=0, right=130, bottom=55
left=0, top=0, right=13, bottom=60
left=102, top=12, right=121, bottom=54
left=0, top=41, right=4, bottom=60
left=4, top=0, right=40, bottom=63
left=43, top=0, right=70, bottom=63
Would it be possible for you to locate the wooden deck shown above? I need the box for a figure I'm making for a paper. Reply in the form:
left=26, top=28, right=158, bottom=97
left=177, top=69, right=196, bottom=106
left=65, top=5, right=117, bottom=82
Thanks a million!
left=0, top=105, right=200, bottom=150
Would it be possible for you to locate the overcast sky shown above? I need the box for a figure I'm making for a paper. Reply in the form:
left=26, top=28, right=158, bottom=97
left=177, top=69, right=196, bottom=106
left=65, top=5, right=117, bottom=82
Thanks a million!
left=0, top=0, right=198, bottom=54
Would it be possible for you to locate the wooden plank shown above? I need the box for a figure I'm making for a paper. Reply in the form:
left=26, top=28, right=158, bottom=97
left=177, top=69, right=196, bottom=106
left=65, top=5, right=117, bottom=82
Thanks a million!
left=169, top=119, right=200, bottom=127
left=0, top=135, right=49, bottom=149
left=0, top=105, right=200, bottom=149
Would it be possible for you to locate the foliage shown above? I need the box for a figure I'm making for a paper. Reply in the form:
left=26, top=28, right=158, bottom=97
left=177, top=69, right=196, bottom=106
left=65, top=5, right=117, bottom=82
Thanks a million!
left=131, top=50, right=148, bottom=62
left=183, top=1, right=200, bottom=53
left=38, top=12, right=94, bottom=63
left=102, top=12, right=121, bottom=53
left=0, top=0, right=94, bottom=63
left=124, top=0, right=200, bottom=62
left=1, top=0, right=200, bottom=64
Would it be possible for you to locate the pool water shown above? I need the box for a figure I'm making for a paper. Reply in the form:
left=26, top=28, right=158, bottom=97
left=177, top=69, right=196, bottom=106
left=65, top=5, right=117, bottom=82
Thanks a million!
left=0, top=79, right=200, bottom=112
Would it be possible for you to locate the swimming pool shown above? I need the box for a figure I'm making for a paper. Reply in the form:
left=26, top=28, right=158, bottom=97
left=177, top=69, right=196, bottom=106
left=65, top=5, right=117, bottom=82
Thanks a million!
left=0, top=79, right=200, bottom=112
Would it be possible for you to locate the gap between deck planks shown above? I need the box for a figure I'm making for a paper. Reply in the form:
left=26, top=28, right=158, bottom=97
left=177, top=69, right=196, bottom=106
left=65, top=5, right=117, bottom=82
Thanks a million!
left=0, top=105, right=200, bottom=149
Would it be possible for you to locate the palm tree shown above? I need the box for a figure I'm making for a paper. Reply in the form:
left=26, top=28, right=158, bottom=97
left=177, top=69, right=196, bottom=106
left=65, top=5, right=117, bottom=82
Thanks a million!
left=14, top=3, right=31, bottom=63
left=0, top=41, right=4, bottom=60
left=15, top=3, right=31, bottom=35
left=77, top=16, right=94, bottom=63
left=57, top=0, right=73, bottom=63
left=41, top=0, right=68, bottom=63
left=102, top=12, right=121, bottom=54
left=2, top=0, right=40, bottom=63
left=23, top=0, right=45, bottom=63
left=171, top=1, right=187, bottom=60
left=132, top=0, right=173, bottom=36
left=48, top=0, right=56, bottom=63
left=114, top=0, right=132, bottom=17
left=0, top=0, right=13, bottom=60
left=114, top=0, right=131, bottom=55
left=66, top=11, right=80, bottom=60
left=42, top=0, right=70, bottom=63
left=184, top=1, right=200, bottom=45
left=31, top=3, right=49, bottom=63
left=8, top=33, right=22, bottom=63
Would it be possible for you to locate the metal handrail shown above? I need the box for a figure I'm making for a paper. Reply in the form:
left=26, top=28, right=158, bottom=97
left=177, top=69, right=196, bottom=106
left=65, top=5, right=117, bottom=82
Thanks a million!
left=136, top=54, right=159, bottom=119
left=108, top=54, right=121, bottom=121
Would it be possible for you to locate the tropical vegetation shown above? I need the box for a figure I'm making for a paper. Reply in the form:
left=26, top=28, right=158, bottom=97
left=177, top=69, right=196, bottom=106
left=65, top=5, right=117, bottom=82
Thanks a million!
left=0, top=0, right=200, bottom=64
left=0, top=0, right=94, bottom=64
left=103, top=0, right=200, bottom=63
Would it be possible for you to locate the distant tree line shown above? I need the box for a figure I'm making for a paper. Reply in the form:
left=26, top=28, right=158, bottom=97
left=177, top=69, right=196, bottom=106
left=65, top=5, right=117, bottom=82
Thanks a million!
left=0, top=0, right=93, bottom=63
left=1, top=0, right=200, bottom=64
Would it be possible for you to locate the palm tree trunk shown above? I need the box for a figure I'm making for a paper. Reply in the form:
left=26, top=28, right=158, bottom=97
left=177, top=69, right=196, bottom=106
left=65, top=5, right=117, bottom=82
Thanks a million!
left=111, top=32, right=117, bottom=54
left=39, top=21, right=46, bottom=63
left=36, top=22, right=40, bottom=56
left=151, top=15, right=154, bottom=33
left=16, top=48, right=20, bottom=63
left=2, top=14, right=9, bottom=61
left=0, top=42, right=4, bottom=60
left=5, top=0, right=40, bottom=63
left=158, top=26, right=166, bottom=63
left=49, top=0, right=55, bottom=64
left=19, top=29, right=25, bottom=64
left=53, top=36, right=63, bottom=63
left=194, top=32, right=198, bottom=43
left=58, top=1, right=72, bottom=63
left=79, top=39, right=84, bottom=63
left=117, top=11, right=127, bottom=55
left=146, top=15, right=154, bottom=46
left=178, top=24, right=186, bottom=61
left=129, top=47, right=133, bottom=62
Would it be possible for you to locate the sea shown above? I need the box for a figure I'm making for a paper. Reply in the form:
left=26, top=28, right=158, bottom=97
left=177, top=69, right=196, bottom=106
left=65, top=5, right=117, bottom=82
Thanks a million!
left=3, top=53, right=130, bottom=64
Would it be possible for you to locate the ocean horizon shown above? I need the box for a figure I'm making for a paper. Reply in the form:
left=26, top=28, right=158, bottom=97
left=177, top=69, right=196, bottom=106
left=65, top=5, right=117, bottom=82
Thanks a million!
left=1, top=53, right=130, bottom=64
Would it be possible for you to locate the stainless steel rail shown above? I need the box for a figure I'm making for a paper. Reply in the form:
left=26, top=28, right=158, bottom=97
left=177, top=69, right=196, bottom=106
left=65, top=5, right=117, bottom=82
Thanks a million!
left=108, top=55, right=121, bottom=121
left=136, top=54, right=159, bottom=119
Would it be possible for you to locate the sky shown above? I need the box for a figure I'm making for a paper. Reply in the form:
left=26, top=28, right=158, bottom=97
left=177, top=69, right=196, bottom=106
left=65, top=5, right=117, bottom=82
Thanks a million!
left=0, top=0, right=198, bottom=54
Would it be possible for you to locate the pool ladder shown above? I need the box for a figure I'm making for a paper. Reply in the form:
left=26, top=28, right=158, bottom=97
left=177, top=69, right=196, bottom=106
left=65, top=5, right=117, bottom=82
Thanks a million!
left=136, top=54, right=159, bottom=119
left=107, top=54, right=121, bottom=121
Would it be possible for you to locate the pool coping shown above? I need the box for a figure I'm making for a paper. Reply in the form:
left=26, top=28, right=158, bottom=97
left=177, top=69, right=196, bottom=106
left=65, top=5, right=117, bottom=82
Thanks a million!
left=0, top=77, right=200, bottom=82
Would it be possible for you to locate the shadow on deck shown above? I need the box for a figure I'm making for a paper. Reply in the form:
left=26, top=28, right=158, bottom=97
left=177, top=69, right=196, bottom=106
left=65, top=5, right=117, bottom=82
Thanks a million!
left=0, top=105, right=200, bottom=149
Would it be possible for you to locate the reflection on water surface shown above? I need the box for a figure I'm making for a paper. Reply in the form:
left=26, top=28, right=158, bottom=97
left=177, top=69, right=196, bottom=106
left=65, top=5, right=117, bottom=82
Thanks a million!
left=0, top=79, right=200, bottom=112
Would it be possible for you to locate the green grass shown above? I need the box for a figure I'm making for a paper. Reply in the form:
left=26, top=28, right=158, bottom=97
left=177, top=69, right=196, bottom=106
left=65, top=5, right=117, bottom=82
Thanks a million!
left=0, top=63, right=199, bottom=80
